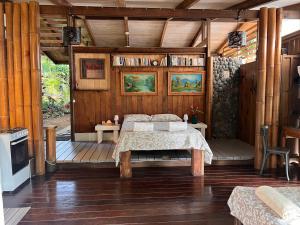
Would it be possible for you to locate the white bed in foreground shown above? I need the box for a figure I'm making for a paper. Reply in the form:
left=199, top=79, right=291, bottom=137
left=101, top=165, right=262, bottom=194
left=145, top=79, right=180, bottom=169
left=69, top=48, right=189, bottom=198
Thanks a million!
left=113, top=120, right=213, bottom=178
left=228, top=186, right=300, bottom=225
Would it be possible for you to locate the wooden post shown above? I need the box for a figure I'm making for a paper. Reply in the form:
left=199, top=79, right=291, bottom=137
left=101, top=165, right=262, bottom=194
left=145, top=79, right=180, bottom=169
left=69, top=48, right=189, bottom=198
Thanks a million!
left=0, top=3, right=9, bottom=129
left=255, top=7, right=268, bottom=170
left=5, top=2, right=16, bottom=128
left=45, top=125, right=57, bottom=172
left=271, top=8, right=283, bottom=167
left=205, top=57, right=213, bottom=139
left=21, top=2, right=34, bottom=157
left=13, top=3, right=25, bottom=127
left=120, top=151, right=132, bottom=178
left=265, top=8, right=277, bottom=168
left=191, top=149, right=204, bottom=176
left=29, top=1, right=45, bottom=175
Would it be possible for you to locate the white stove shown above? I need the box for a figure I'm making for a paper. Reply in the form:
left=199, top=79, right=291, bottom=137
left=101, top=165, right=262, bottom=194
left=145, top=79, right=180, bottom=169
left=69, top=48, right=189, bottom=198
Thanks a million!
left=0, top=128, right=30, bottom=192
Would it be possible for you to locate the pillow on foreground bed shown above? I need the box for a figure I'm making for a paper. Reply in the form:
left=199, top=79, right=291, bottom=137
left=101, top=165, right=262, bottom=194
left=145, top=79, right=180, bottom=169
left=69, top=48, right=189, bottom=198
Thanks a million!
left=255, top=186, right=300, bottom=219
left=151, top=114, right=182, bottom=122
left=133, top=122, right=154, bottom=132
left=124, top=114, right=152, bottom=122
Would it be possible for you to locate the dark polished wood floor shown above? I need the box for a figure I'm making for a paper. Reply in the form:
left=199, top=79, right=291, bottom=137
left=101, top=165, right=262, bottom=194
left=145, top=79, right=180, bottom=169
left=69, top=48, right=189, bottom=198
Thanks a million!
left=3, top=165, right=300, bottom=225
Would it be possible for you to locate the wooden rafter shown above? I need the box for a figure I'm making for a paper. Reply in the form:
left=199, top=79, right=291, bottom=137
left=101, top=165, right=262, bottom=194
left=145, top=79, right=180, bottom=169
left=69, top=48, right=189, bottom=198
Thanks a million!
left=83, top=18, right=95, bottom=46
left=160, top=0, right=201, bottom=47
left=228, top=0, right=276, bottom=10
left=116, top=0, right=129, bottom=47
left=190, top=23, right=202, bottom=47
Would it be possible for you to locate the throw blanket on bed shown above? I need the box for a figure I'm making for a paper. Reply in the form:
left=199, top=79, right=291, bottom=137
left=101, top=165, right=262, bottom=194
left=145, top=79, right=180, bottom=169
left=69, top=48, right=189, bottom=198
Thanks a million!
left=133, top=122, right=154, bottom=132
left=256, top=186, right=300, bottom=220
left=112, top=122, right=213, bottom=166
left=228, top=186, right=300, bottom=225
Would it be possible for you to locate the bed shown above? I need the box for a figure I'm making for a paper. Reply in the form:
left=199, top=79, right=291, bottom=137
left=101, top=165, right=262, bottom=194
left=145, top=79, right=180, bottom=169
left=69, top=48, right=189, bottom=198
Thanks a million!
left=112, top=114, right=213, bottom=178
left=228, top=186, right=300, bottom=225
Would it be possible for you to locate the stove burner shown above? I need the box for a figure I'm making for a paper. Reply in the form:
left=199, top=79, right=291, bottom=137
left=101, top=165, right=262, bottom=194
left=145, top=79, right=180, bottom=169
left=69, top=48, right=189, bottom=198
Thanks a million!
left=0, top=127, right=27, bottom=134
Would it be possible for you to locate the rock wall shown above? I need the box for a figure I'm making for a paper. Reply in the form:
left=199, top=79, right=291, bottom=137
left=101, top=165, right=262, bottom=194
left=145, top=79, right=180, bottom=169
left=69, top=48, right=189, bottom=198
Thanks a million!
left=212, top=57, right=242, bottom=138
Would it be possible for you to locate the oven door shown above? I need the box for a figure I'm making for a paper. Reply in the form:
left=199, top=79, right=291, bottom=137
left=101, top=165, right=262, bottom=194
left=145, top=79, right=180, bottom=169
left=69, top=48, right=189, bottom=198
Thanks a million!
left=10, top=137, right=29, bottom=175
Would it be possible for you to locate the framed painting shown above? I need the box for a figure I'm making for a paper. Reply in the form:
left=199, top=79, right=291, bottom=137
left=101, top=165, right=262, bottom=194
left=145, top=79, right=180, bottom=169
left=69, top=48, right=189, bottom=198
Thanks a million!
left=168, top=72, right=205, bottom=95
left=121, top=72, right=158, bottom=95
left=74, top=53, right=110, bottom=90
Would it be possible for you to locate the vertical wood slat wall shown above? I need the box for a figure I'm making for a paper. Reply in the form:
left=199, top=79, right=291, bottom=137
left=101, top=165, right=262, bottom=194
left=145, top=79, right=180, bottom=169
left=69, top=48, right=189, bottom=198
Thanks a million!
left=0, top=1, right=45, bottom=175
left=254, top=8, right=283, bottom=169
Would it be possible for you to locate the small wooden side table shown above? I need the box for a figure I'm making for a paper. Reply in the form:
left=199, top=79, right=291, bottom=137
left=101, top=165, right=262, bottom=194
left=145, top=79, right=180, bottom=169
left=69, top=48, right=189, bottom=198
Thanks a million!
left=189, top=122, right=208, bottom=137
left=95, top=124, right=120, bottom=143
left=282, top=127, right=300, bottom=158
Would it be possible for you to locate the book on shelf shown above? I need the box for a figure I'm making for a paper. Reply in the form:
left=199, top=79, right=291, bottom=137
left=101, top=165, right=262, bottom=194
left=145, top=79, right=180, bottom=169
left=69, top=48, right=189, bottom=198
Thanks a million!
left=169, top=55, right=205, bottom=67
left=112, top=55, right=167, bottom=67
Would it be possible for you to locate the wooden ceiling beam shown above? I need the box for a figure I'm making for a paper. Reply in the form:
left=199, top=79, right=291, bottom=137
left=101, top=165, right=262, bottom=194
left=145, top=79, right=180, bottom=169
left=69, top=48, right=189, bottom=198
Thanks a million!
left=176, top=0, right=201, bottom=9
left=190, top=22, right=203, bottom=47
left=116, top=0, right=130, bottom=47
left=227, top=0, right=276, bottom=10
left=83, top=18, right=95, bottom=46
left=40, top=6, right=259, bottom=20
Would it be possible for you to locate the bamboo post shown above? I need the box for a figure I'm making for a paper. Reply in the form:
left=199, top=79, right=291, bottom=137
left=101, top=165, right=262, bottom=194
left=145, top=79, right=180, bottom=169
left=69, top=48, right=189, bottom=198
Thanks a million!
left=255, top=7, right=268, bottom=170
left=21, top=2, right=34, bottom=157
left=271, top=8, right=283, bottom=166
left=265, top=8, right=277, bottom=168
left=13, top=3, right=25, bottom=127
left=0, top=3, right=9, bottom=129
left=29, top=1, right=45, bottom=176
left=5, top=2, right=16, bottom=128
left=45, top=125, right=57, bottom=173
left=205, top=56, right=213, bottom=139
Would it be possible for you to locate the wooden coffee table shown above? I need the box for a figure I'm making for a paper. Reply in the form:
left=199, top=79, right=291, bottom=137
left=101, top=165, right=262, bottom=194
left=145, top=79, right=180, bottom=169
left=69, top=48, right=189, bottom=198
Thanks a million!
left=95, top=124, right=120, bottom=143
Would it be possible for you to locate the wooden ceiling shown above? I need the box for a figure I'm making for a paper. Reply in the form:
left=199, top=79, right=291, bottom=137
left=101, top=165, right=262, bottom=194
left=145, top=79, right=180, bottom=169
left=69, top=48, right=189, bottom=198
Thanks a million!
left=39, top=0, right=299, bottom=64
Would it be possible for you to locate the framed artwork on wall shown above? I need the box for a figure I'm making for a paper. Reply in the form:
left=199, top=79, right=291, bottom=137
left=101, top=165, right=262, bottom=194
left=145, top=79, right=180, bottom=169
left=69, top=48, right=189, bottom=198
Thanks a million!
left=74, top=53, right=110, bottom=90
left=121, top=72, right=158, bottom=95
left=168, top=72, right=205, bottom=96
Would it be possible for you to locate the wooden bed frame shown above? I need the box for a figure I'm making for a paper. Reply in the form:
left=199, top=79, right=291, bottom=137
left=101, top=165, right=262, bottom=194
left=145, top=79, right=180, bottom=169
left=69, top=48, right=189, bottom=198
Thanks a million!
left=119, top=149, right=205, bottom=178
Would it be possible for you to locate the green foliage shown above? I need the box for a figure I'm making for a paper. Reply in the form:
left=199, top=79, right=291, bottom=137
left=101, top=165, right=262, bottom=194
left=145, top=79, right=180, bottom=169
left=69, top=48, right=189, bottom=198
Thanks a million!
left=41, top=56, right=70, bottom=118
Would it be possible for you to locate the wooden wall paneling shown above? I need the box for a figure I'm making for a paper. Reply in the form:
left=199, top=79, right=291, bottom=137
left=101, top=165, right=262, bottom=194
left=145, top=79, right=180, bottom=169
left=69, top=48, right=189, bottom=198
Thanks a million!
left=0, top=3, right=9, bottom=129
left=265, top=8, right=276, bottom=168
left=255, top=7, right=268, bottom=170
left=13, top=3, right=24, bottom=127
left=280, top=56, right=291, bottom=127
left=5, top=2, right=16, bottom=128
left=205, top=57, right=213, bottom=139
left=29, top=1, right=45, bottom=175
left=21, top=2, right=34, bottom=157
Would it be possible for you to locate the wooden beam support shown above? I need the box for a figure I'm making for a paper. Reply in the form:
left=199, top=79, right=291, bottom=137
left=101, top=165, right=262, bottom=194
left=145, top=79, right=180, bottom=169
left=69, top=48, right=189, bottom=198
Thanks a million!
left=0, top=3, right=9, bottom=129
left=40, top=6, right=259, bottom=20
left=30, top=1, right=45, bottom=176
left=190, top=23, right=203, bottom=47
left=49, top=0, right=72, bottom=7
left=255, top=7, right=268, bottom=170
left=176, top=0, right=201, bottom=9
left=160, top=19, right=171, bottom=47
left=124, top=16, right=130, bottom=47
left=228, top=0, right=276, bottom=10
left=120, top=151, right=132, bottom=178
left=205, top=57, right=213, bottom=139
left=5, top=2, right=16, bottom=128
left=82, top=18, right=95, bottom=46
left=196, top=38, right=208, bottom=48
left=191, top=149, right=204, bottom=176
left=21, top=2, right=34, bottom=157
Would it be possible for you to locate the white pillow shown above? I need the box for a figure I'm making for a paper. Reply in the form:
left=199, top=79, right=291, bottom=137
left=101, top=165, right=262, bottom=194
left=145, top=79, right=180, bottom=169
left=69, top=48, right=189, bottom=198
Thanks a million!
left=133, top=122, right=154, bottom=132
left=151, top=114, right=182, bottom=122
left=124, top=114, right=151, bottom=122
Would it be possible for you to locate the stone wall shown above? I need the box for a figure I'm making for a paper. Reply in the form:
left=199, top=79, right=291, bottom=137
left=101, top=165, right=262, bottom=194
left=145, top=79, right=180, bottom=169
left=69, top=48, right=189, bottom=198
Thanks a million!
left=212, top=57, right=242, bottom=138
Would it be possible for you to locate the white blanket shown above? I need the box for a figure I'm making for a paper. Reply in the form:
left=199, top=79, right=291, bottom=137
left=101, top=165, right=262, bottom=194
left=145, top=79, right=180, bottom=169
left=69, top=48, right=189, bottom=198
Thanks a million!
left=113, top=121, right=213, bottom=165
left=133, top=122, right=154, bottom=132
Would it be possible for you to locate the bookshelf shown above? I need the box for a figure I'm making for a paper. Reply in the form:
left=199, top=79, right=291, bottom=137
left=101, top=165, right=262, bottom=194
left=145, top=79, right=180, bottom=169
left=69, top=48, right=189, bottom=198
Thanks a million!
left=111, top=53, right=206, bottom=67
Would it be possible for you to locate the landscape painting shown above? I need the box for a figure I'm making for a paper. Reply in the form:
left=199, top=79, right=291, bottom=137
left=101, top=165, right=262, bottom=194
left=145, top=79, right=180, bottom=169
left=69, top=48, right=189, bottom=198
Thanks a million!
left=168, top=72, right=205, bottom=95
left=121, top=72, right=157, bottom=95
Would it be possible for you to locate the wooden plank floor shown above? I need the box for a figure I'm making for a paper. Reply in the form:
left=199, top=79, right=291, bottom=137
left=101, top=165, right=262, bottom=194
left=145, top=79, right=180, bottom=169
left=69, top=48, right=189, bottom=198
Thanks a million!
left=3, top=166, right=300, bottom=225
left=55, top=139, right=254, bottom=164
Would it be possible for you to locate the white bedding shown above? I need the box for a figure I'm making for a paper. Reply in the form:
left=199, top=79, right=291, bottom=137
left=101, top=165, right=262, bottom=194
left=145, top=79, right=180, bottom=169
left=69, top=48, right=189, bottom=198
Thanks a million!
left=112, top=121, right=213, bottom=165
left=228, top=186, right=300, bottom=225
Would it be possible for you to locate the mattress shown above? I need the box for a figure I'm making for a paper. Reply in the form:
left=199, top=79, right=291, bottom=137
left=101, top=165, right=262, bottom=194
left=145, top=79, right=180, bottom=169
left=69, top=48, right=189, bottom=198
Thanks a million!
left=112, top=121, right=213, bottom=165
left=228, top=186, right=300, bottom=225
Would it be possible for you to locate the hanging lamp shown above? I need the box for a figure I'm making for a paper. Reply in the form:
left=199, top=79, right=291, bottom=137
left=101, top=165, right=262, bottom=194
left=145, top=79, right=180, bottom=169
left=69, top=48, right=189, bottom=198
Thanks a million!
left=228, top=10, right=247, bottom=48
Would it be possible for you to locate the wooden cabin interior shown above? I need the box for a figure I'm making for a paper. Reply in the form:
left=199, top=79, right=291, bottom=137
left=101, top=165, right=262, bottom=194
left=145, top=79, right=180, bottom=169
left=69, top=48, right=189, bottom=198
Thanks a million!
left=0, top=0, right=300, bottom=224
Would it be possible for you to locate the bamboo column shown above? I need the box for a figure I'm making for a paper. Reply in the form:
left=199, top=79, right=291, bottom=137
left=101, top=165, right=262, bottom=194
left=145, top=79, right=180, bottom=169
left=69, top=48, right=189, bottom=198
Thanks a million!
left=0, top=3, right=9, bottom=129
left=205, top=56, right=213, bottom=139
left=29, top=1, right=45, bottom=175
left=271, top=8, right=283, bottom=161
left=255, top=7, right=268, bottom=169
left=13, top=3, right=25, bottom=127
left=21, top=2, right=34, bottom=157
left=5, top=2, right=16, bottom=128
left=265, top=8, right=277, bottom=168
